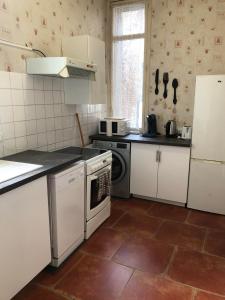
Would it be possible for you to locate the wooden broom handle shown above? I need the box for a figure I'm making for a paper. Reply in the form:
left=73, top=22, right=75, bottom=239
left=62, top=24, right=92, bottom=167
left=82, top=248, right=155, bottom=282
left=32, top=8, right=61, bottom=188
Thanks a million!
left=75, top=113, right=85, bottom=148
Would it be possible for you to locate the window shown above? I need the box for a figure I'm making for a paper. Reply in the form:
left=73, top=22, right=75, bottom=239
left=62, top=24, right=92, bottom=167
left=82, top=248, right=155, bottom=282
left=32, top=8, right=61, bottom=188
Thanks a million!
left=111, top=2, right=145, bottom=129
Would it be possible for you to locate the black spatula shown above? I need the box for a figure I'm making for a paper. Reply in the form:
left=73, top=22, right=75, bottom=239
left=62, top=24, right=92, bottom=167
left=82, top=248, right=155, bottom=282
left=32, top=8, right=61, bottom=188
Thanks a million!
left=163, top=72, right=169, bottom=99
left=155, top=69, right=159, bottom=95
left=172, top=79, right=178, bottom=105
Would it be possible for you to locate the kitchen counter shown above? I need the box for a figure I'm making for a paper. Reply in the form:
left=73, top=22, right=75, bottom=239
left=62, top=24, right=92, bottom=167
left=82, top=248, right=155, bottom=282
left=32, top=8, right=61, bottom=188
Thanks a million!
left=90, top=134, right=191, bottom=148
left=0, top=150, right=82, bottom=195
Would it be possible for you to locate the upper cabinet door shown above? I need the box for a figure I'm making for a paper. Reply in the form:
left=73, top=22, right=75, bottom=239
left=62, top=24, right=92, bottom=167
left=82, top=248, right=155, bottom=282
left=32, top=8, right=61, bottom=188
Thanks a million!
left=157, top=146, right=190, bottom=204
left=192, top=75, right=225, bottom=161
left=130, top=143, right=159, bottom=198
left=62, top=35, right=107, bottom=105
left=88, top=36, right=107, bottom=105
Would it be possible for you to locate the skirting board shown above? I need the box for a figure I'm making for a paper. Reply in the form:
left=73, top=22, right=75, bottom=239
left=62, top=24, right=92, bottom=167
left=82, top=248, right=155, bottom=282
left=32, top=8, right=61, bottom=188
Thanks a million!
left=132, top=194, right=186, bottom=207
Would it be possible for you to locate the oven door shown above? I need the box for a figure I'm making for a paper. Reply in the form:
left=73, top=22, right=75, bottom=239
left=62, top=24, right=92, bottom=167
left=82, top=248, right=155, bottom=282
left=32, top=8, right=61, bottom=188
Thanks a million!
left=86, top=165, right=111, bottom=221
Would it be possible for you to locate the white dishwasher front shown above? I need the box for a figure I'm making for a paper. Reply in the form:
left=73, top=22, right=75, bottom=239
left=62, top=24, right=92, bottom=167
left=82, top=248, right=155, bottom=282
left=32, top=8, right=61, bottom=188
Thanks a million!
left=48, top=162, right=85, bottom=267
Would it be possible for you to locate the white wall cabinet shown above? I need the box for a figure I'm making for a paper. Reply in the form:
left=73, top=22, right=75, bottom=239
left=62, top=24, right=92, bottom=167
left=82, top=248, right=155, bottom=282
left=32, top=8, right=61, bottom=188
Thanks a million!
left=63, top=35, right=107, bottom=105
left=130, top=143, right=190, bottom=204
left=0, top=177, right=51, bottom=300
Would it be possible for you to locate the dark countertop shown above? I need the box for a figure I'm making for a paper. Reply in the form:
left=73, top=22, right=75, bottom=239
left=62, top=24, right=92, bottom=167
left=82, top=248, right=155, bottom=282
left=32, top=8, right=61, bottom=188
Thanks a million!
left=0, top=150, right=82, bottom=195
left=90, top=134, right=191, bottom=148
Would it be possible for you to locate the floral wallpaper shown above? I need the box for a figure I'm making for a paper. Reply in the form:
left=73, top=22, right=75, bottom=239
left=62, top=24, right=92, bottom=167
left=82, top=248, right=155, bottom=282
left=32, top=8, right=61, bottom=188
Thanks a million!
left=148, top=0, right=225, bottom=133
left=0, top=0, right=106, bottom=72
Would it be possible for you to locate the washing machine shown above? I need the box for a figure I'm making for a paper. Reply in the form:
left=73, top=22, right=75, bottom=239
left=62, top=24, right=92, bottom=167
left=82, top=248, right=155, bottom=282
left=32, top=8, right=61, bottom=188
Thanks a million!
left=92, top=140, right=130, bottom=199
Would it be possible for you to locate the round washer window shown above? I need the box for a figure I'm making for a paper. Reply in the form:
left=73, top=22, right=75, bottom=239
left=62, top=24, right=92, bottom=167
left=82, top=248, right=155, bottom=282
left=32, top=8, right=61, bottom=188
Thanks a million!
left=111, top=151, right=126, bottom=183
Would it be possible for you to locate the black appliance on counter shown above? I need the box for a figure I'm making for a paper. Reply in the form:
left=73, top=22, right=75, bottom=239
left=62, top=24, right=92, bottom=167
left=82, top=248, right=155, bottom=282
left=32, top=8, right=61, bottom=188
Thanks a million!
left=142, top=114, right=157, bottom=138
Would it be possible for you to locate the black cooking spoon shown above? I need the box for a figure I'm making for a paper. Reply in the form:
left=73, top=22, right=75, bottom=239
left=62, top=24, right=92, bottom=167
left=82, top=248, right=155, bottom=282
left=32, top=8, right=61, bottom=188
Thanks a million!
left=163, top=72, right=169, bottom=99
left=172, top=78, right=178, bottom=105
left=155, top=69, right=159, bottom=95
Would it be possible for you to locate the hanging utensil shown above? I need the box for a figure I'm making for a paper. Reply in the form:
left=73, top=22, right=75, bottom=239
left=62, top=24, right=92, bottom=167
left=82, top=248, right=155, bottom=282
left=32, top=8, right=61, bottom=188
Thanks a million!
left=163, top=72, right=169, bottom=99
left=155, top=69, right=159, bottom=95
left=172, top=78, right=178, bottom=105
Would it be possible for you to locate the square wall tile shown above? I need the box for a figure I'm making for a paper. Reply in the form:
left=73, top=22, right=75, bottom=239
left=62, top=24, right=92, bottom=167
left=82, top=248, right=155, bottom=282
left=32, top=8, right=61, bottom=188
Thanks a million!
left=13, top=106, right=26, bottom=122
left=22, top=74, right=34, bottom=90
left=0, top=106, right=14, bottom=123
left=26, top=120, right=37, bottom=135
left=14, top=121, right=26, bottom=137
left=25, top=105, right=36, bottom=120
left=23, top=90, right=35, bottom=105
left=0, top=71, right=10, bottom=88
left=0, top=89, right=12, bottom=106
left=33, top=76, right=44, bottom=90
left=10, top=72, right=23, bottom=89
left=11, top=90, right=24, bottom=105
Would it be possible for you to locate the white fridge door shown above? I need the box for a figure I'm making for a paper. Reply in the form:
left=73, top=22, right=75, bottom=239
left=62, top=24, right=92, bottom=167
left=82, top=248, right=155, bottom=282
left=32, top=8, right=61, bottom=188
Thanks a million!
left=188, top=159, right=225, bottom=214
left=192, top=75, right=225, bottom=161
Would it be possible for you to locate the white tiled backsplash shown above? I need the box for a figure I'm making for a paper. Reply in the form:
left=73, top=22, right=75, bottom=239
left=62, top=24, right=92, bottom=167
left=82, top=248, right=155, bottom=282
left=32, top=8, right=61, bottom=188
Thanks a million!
left=0, top=71, right=106, bottom=157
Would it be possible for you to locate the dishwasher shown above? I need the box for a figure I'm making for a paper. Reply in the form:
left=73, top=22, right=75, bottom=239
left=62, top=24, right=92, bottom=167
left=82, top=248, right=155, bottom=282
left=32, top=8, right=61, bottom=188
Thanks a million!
left=48, top=162, right=85, bottom=267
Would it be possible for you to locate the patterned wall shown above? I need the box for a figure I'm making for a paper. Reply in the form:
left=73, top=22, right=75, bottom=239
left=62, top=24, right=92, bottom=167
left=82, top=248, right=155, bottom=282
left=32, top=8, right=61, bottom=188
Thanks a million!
left=148, top=0, right=225, bottom=133
left=0, top=0, right=107, bottom=157
left=0, top=0, right=106, bottom=72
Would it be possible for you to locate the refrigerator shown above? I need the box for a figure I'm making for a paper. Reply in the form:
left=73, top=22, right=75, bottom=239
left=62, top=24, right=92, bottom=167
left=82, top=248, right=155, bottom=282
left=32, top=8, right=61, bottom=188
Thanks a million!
left=188, top=75, right=225, bottom=215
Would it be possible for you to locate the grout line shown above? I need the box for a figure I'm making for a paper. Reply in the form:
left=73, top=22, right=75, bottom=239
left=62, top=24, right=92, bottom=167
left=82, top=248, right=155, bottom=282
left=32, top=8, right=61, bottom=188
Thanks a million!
left=34, top=283, right=75, bottom=300
left=163, top=245, right=177, bottom=277
left=192, top=288, right=198, bottom=300
left=184, top=209, right=192, bottom=224
left=201, top=228, right=209, bottom=253
left=118, top=268, right=135, bottom=298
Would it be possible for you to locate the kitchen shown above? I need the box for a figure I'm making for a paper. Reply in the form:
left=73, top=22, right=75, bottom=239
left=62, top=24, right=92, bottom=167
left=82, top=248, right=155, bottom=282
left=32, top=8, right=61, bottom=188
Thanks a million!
left=0, top=0, right=225, bottom=300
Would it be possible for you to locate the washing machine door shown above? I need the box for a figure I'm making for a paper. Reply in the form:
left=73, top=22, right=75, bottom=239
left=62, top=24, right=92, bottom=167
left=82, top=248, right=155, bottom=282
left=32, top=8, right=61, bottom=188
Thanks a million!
left=111, top=151, right=126, bottom=184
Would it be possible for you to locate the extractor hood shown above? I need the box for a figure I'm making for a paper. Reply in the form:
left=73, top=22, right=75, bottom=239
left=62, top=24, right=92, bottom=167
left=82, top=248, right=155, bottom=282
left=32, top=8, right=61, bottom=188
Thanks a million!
left=26, top=57, right=97, bottom=78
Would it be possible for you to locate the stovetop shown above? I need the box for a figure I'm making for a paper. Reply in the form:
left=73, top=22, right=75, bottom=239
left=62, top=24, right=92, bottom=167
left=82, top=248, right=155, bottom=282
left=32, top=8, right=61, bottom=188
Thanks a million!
left=55, top=147, right=107, bottom=161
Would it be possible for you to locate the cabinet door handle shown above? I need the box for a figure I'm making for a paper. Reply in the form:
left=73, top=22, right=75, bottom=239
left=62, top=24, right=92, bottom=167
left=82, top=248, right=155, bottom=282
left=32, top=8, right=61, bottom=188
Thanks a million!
left=158, top=151, right=161, bottom=163
left=156, top=150, right=159, bottom=162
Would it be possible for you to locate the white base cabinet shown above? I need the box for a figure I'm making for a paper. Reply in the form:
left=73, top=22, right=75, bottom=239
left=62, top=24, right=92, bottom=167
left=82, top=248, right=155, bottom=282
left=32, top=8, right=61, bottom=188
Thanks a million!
left=130, top=143, right=158, bottom=198
left=0, top=177, right=51, bottom=300
left=131, top=143, right=190, bottom=204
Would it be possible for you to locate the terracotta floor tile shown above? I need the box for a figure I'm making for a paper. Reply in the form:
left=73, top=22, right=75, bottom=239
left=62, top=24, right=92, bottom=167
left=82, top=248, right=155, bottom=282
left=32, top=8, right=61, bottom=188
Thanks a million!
left=120, top=271, right=193, bottom=300
left=205, top=230, right=225, bottom=258
left=156, top=221, right=206, bottom=251
left=112, top=197, right=153, bottom=215
left=113, top=236, right=173, bottom=274
left=187, top=210, right=225, bottom=231
left=55, top=255, right=133, bottom=300
left=34, top=250, right=84, bottom=287
left=80, top=227, right=129, bottom=259
left=195, top=291, right=225, bottom=300
left=148, top=202, right=189, bottom=222
left=102, top=207, right=125, bottom=228
left=13, top=284, right=65, bottom=300
left=168, top=249, right=225, bottom=295
left=113, top=212, right=162, bottom=239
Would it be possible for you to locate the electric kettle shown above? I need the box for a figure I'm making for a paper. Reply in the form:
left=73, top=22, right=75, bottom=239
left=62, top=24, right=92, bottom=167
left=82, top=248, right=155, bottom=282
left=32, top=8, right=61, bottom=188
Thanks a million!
left=165, top=120, right=177, bottom=137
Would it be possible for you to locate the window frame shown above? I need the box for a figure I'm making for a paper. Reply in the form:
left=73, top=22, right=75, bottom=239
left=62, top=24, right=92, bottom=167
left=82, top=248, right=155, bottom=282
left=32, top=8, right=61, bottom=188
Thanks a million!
left=108, top=0, right=149, bottom=132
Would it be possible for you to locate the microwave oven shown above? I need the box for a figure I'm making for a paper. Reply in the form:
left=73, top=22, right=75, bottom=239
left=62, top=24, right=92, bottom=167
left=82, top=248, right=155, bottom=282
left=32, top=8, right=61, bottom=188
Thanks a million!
left=99, top=118, right=128, bottom=136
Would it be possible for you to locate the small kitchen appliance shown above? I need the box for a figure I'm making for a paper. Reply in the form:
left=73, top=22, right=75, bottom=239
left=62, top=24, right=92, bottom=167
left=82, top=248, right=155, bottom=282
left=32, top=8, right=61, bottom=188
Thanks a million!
left=165, top=120, right=177, bottom=137
left=99, top=118, right=128, bottom=136
left=143, top=114, right=157, bottom=138
left=181, top=126, right=192, bottom=140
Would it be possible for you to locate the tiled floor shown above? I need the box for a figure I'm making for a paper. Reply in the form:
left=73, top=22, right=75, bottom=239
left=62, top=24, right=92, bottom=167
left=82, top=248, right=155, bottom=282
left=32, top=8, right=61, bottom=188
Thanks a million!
left=14, top=197, right=225, bottom=300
